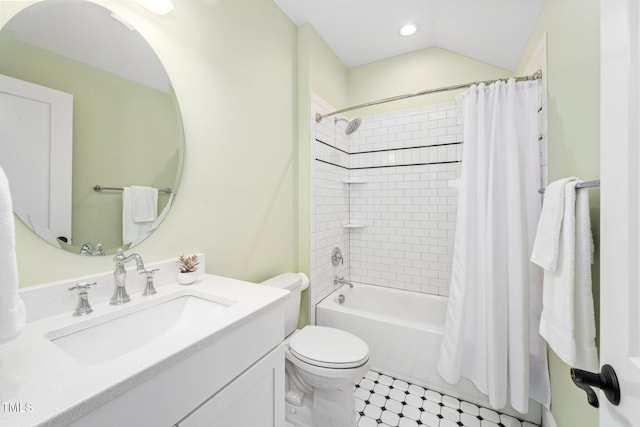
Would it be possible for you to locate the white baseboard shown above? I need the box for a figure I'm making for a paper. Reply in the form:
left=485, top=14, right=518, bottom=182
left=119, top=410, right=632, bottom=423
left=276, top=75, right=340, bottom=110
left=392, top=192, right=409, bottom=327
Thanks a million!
left=542, top=407, right=558, bottom=427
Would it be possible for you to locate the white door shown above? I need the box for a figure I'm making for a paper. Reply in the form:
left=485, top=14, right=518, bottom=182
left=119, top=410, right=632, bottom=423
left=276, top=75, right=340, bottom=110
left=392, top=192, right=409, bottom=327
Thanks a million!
left=0, top=74, right=73, bottom=246
left=600, top=0, right=640, bottom=425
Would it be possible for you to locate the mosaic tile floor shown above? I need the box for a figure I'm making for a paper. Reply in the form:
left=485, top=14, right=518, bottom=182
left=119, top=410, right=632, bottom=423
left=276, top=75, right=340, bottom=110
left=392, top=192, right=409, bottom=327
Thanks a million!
left=355, top=371, right=540, bottom=427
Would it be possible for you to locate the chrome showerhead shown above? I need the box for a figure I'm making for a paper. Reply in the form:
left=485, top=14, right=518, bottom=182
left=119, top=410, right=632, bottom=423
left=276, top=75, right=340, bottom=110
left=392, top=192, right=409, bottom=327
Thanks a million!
left=335, top=117, right=362, bottom=135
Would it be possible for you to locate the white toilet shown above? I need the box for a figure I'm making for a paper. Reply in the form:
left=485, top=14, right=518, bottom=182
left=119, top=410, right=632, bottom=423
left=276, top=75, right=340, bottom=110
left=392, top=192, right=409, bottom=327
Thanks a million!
left=261, top=273, right=370, bottom=427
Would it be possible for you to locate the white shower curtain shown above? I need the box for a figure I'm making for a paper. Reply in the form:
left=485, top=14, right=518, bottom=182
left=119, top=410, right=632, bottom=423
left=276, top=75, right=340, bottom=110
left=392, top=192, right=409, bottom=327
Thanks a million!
left=437, top=79, right=550, bottom=413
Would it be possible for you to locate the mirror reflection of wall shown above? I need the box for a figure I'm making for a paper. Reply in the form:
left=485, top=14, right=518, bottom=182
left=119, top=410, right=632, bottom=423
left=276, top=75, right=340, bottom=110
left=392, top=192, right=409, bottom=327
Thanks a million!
left=0, top=0, right=184, bottom=255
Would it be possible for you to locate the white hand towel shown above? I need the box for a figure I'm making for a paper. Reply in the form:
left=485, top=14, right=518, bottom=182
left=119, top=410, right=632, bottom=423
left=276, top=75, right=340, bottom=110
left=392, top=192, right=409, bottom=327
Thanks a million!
left=535, top=180, right=598, bottom=370
left=0, top=165, right=26, bottom=344
left=131, top=186, right=158, bottom=223
left=530, top=177, right=576, bottom=271
left=122, top=187, right=156, bottom=246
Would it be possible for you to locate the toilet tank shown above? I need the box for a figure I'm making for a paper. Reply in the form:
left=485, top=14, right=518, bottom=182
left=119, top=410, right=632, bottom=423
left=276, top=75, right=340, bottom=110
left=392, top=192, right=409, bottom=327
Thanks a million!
left=260, top=273, right=309, bottom=337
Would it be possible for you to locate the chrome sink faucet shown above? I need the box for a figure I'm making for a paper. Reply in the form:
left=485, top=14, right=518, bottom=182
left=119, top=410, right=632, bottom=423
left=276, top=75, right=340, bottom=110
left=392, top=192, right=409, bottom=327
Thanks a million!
left=334, top=275, right=353, bottom=288
left=111, top=249, right=146, bottom=305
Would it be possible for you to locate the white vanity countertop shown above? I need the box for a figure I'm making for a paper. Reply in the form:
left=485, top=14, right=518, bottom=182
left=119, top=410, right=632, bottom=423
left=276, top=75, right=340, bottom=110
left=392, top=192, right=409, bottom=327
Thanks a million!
left=0, top=274, right=288, bottom=427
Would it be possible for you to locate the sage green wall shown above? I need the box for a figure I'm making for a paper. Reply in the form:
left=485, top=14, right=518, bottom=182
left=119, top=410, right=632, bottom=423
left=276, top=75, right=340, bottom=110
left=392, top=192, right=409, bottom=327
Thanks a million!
left=517, top=0, right=600, bottom=426
left=296, top=23, right=349, bottom=326
left=0, top=35, right=178, bottom=250
left=2, top=0, right=299, bottom=286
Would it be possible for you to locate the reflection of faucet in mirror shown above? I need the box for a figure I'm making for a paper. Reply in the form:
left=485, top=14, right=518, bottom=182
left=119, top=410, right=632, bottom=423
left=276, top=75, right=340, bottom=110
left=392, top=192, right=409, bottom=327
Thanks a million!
left=111, top=249, right=146, bottom=305
left=79, top=242, right=104, bottom=256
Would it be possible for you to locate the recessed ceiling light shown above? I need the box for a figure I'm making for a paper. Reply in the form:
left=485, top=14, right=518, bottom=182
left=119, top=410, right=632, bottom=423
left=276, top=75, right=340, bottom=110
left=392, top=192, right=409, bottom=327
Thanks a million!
left=398, top=23, right=419, bottom=37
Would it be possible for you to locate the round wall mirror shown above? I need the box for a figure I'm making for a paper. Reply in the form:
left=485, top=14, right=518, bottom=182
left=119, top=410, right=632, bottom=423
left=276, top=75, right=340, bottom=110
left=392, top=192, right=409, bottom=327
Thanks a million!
left=0, top=0, right=184, bottom=255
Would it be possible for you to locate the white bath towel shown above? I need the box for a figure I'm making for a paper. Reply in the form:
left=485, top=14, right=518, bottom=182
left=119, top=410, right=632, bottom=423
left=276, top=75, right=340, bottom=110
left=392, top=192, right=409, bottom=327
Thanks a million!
left=535, top=180, right=598, bottom=370
left=572, top=184, right=598, bottom=370
left=0, top=165, right=26, bottom=344
left=530, top=177, right=577, bottom=271
left=122, top=187, right=157, bottom=246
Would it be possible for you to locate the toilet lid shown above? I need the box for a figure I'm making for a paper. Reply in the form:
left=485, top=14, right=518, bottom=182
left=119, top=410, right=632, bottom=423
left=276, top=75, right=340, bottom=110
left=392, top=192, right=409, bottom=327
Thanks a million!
left=288, top=326, right=369, bottom=369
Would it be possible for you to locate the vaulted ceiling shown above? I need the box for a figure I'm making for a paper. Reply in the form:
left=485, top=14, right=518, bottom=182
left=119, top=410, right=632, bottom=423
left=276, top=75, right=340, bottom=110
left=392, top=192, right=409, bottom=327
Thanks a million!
left=274, top=0, right=544, bottom=71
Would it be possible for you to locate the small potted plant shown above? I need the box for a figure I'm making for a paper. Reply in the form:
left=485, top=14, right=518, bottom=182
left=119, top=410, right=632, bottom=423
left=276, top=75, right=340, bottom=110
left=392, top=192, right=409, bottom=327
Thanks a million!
left=177, top=253, right=199, bottom=285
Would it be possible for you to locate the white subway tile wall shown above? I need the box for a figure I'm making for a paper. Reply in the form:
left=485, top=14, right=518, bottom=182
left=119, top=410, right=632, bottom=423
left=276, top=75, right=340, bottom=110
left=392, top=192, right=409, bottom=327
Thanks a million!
left=310, top=95, right=350, bottom=323
left=311, top=94, right=462, bottom=305
left=349, top=162, right=460, bottom=296
left=310, top=90, right=546, bottom=307
left=348, top=102, right=462, bottom=296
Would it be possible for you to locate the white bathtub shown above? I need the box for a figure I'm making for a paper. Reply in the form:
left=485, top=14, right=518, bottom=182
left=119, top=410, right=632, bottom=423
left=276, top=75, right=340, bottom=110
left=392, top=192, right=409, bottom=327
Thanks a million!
left=316, top=283, right=541, bottom=424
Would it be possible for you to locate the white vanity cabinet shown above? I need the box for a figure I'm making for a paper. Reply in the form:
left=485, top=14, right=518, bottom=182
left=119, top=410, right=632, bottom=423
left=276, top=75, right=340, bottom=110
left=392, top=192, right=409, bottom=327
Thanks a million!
left=1, top=269, right=290, bottom=427
left=64, top=286, right=286, bottom=427
left=176, top=345, right=284, bottom=427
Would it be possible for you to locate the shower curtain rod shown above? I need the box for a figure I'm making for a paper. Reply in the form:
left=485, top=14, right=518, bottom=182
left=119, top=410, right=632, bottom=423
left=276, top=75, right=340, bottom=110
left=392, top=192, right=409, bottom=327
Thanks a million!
left=315, top=70, right=543, bottom=123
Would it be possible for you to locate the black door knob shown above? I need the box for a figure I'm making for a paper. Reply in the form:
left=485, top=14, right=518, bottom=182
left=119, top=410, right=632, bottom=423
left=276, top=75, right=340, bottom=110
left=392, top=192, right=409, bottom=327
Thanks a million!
left=570, top=364, right=621, bottom=408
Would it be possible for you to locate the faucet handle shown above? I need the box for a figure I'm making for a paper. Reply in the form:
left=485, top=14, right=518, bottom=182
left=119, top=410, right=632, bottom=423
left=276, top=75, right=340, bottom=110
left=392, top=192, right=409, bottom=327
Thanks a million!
left=138, top=268, right=159, bottom=276
left=68, top=281, right=97, bottom=291
left=68, top=282, right=97, bottom=316
left=139, top=268, right=159, bottom=296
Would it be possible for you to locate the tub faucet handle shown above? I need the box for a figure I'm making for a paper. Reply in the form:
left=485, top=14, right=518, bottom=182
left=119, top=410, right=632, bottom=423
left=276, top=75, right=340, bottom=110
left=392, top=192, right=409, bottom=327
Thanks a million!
left=331, top=247, right=344, bottom=266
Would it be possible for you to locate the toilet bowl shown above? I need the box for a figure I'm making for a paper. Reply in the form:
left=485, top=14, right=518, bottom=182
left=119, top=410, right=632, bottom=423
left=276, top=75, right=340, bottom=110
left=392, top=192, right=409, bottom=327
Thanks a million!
left=261, top=273, right=370, bottom=427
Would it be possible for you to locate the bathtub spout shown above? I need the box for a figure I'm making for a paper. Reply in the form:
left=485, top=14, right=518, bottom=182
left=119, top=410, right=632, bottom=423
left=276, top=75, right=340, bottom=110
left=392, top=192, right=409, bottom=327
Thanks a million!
left=334, top=276, right=353, bottom=288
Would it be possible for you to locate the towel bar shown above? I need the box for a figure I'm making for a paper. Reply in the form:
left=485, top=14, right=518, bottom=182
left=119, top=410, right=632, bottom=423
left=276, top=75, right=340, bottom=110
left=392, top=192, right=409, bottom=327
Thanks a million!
left=538, top=179, right=600, bottom=194
left=93, top=185, right=172, bottom=194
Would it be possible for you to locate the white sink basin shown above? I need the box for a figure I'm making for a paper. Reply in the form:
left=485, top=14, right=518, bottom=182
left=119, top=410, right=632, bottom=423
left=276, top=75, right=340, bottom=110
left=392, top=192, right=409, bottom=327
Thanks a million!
left=46, top=295, right=231, bottom=365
